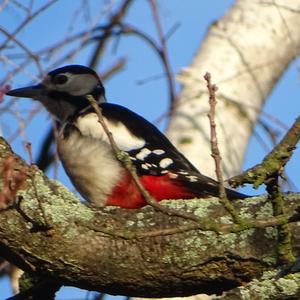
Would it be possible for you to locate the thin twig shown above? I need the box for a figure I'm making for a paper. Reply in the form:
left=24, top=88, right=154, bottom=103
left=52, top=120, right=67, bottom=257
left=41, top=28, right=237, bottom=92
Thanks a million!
left=150, top=0, right=177, bottom=109
left=204, top=72, right=241, bottom=224
left=88, top=0, right=134, bottom=68
left=0, top=0, right=58, bottom=51
left=24, top=141, right=33, bottom=165
left=100, top=57, right=127, bottom=80
left=0, top=26, right=43, bottom=75
left=119, top=22, right=178, bottom=111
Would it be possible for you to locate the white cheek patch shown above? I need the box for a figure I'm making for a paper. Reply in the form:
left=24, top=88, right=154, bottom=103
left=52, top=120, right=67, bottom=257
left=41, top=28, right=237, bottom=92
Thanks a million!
left=54, top=73, right=99, bottom=96
left=70, top=74, right=99, bottom=96
left=76, top=113, right=146, bottom=151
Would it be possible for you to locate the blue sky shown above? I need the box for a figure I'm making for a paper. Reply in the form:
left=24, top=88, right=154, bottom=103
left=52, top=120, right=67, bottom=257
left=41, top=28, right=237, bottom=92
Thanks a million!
left=1, top=0, right=299, bottom=299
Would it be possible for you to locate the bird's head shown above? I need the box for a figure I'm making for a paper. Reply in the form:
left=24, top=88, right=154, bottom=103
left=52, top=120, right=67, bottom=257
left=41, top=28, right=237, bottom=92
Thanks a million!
left=6, top=65, right=105, bottom=122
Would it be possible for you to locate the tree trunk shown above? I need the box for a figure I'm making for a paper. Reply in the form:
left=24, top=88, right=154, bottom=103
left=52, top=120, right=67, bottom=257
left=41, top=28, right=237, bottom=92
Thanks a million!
left=167, top=0, right=300, bottom=178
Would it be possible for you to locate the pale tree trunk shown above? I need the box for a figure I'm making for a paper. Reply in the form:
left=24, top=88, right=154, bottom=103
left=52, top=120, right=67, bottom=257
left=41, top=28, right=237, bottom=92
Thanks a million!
left=167, top=0, right=300, bottom=178
left=137, top=0, right=300, bottom=299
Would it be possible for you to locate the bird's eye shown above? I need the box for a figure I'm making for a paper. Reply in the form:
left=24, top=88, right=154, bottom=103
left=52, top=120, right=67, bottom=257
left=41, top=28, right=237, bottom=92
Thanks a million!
left=53, top=74, right=68, bottom=85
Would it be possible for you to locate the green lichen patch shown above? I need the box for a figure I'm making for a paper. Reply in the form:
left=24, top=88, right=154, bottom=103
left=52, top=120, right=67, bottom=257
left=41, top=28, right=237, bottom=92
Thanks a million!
left=254, top=202, right=274, bottom=220
left=16, top=170, right=93, bottom=228
left=162, top=198, right=220, bottom=215
left=276, top=276, right=300, bottom=295
left=261, top=255, right=277, bottom=266
left=232, top=273, right=300, bottom=300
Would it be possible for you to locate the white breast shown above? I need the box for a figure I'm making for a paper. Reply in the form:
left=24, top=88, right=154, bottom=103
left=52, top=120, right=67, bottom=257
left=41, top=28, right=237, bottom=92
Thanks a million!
left=57, top=112, right=146, bottom=206
left=58, top=126, right=123, bottom=207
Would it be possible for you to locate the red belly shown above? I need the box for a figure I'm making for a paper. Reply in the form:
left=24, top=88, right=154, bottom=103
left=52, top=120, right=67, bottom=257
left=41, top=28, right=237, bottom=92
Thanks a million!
left=105, top=173, right=195, bottom=209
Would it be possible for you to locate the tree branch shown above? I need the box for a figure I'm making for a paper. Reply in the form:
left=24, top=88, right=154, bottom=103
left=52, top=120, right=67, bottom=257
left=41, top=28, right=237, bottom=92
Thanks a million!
left=1, top=137, right=300, bottom=297
left=229, top=116, right=300, bottom=188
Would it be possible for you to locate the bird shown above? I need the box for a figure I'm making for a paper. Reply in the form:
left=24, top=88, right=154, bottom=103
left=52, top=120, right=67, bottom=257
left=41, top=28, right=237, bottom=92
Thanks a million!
left=6, top=65, right=248, bottom=209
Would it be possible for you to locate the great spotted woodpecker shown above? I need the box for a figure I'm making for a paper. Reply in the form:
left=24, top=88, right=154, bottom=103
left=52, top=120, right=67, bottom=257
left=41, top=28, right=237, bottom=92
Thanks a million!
left=6, top=65, right=247, bottom=208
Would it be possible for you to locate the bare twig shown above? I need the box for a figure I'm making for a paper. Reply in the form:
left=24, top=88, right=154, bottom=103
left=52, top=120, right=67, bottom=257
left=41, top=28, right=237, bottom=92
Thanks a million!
left=100, top=57, right=127, bottom=81
left=0, top=0, right=58, bottom=79
left=150, top=0, right=177, bottom=109
left=24, top=142, right=33, bottom=165
left=89, top=0, right=134, bottom=68
left=0, top=0, right=58, bottom=51
left=138, top=209, right=300, bottom=237
left=0, top=26, right=43, bottom=75
left=119, top=22, right=178, bottom=111
left=204, top=72, right=241, bottom=224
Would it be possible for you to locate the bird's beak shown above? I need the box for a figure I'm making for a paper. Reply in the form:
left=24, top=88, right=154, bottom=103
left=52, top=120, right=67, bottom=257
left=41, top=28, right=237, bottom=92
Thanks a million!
left=6, top=84, right=45, bottom=99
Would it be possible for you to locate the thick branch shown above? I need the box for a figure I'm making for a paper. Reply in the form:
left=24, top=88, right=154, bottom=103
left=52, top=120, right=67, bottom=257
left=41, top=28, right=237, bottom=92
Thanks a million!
left=1, top=137, right=300, bottom=297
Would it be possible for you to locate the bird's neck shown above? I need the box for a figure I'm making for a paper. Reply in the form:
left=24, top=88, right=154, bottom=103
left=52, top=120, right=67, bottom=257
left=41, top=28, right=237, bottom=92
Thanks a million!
left=40, top=91, right=105, bottom=124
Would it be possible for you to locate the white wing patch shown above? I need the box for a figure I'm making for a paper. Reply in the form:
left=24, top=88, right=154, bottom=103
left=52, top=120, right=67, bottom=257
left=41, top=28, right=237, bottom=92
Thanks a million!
left=141, top=164, right=149, bottom=170
left=136, top=148, right=151, bottom=160
left=186, top=175, right=198, bottom=182
left=152, top=149, right=165, bottom=155
left=159, top=158, right=173, bottom=168
left=76, top=112, right=146, bottom=151
left=178, top=170, right=189, bottom=175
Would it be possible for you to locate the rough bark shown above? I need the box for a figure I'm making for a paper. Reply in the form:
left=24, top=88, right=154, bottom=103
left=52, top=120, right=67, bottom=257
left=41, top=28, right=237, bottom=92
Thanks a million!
left=219, top=273, right=300, bottom=300
left=166, top=0, right=300, bottom=178
left=0, top=137, right=300, bottom=298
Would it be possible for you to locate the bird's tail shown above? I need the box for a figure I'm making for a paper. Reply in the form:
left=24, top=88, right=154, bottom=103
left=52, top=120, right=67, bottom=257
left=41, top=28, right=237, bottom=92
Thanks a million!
left=224, top=187, right=249, bottom=200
